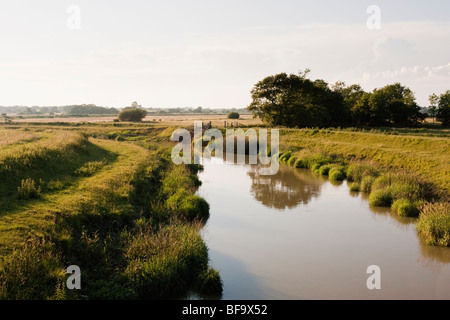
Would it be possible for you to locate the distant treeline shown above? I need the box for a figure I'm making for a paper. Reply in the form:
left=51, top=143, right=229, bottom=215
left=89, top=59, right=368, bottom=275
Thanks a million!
left=0, top=104, right=119, bottom=116
left=0, top=105, right=250, bottom=116
left=145, top=106, right=250, bottom=115
left=248, top=70, right=450, bottom=127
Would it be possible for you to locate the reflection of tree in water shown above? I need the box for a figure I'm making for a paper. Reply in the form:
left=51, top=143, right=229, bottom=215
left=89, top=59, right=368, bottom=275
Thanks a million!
left=248, top=165, right=325, bottom=210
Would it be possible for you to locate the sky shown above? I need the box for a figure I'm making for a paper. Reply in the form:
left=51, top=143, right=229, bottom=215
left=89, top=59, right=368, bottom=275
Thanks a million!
left=0, top=0, right=449, bottom=109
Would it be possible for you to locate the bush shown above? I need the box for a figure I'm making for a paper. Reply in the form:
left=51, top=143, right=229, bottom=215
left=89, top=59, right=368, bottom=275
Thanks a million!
left=166, top=191, right=210, bottom=222
left=371, top=175, right=391, bottom=191
left=349, top=183, right=360, bottom=192
left=347, top=163, right=379, bottom=183
left=369, top=189, right=393, bottom=207
left=17, top=178, right=41, bottom=199
left=294, top=158, right=308, bottom=168
left=196, top=268, right=223, bottom=295
left=227, top=112, right=240, bottom=119
left=118, top=108, right=147, bottom=122
left=417, top=202, right=450, bottom=246
left=279, top=151, right=292, bottom=163
left=74, top=161, right=105, bottom=177
left=287, top=156, right=297, bottom=167
left=318, top=164, right=334, bottom=175
left=360, top=176, right=376, bottom=193
left=392, top=198, right=420, bottom=217
left=329, top=166, right=346, bottom=181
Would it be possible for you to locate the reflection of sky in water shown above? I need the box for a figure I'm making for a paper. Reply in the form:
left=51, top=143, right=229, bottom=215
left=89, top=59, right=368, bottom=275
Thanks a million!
left=196, top=158, right=450, bottom=300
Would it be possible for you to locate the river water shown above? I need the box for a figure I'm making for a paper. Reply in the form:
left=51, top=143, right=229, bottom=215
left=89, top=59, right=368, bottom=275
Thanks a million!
left=195, top=156, right=450, bottom=300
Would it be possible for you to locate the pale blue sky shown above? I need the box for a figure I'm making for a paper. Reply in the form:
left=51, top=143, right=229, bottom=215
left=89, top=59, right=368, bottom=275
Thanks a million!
left=0, top=0, right=449, bottom=108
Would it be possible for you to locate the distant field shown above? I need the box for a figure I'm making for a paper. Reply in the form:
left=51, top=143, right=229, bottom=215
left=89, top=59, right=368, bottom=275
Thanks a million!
left=11, top=113, right=263, bottom=127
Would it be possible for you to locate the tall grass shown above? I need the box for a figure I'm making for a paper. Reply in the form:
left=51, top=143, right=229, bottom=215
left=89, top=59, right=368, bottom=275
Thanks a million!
left=417, top=202, right=450, bottom=246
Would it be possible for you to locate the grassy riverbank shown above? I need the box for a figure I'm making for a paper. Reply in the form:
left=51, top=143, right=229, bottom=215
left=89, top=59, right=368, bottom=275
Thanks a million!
left=0, top=125, right=221, bottom=299
left=274, top=127, right=449, bottom=246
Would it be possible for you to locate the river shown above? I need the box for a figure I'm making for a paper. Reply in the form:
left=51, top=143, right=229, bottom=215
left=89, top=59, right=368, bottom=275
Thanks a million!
left=194, top=156, right=450, bottom=300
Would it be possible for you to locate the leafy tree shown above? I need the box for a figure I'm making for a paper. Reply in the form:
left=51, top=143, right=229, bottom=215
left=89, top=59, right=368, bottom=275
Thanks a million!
left=433, top=90, right=450, bottom=127
left=118, top=108, right=147, bottom=122
left=369, top=83, right=423, bottom=126
left=247, top=71, right=345, bottom=128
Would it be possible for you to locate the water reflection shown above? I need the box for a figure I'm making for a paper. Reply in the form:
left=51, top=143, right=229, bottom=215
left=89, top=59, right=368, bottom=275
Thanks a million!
left=247, top=165, right=325, bottom=210
left=418, top=237, right=450, bottom=266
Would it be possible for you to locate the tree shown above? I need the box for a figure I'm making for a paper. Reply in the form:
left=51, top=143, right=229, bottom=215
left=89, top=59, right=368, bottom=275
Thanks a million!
left=247, top=72, right=345, bottom=128
left=227, top=112, right=240, bottom=119
left=118, top=108, right=147, bottom=122
left=368, top=83, right=423, bottom=126
left=433, top=90, right=450, bottom=127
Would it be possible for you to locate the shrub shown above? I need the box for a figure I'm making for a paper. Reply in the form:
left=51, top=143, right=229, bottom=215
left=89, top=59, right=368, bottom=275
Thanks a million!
left=392, top=198, right=420, bottom=217
left=74, top=161, right=105, bottom=177
left=349, top=183, right=360, bottom=192
left=371, top=175, right=391, bottom=191
left=329, top=166, right=346, bottom=181
left=417, top=202, right=450, bottom=246
left=166, top=191, right=210, bottom=222
left=347, top=163, right=379, bottom=183
left=360, top=176, right=376, bottom=193
left=318, top=164, right=334, bottom=175
left=17, top=178, right=41, bottom=199
left=279, top=151, right=292, bottom=163
left=227, top=112, right=240, bottom=119
left=287, top=156, right=297, bottom=167
left=196, top=268, right=223, bottom=295
left=118, top=108, right=147, bottom=122
left=369, top=189, right=393, bottom=207
left=294, top=158, right=308, bottom=168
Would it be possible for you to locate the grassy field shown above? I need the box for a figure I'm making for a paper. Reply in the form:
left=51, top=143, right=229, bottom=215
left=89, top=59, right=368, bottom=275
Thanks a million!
left=0, top=124, right=221, bottom=299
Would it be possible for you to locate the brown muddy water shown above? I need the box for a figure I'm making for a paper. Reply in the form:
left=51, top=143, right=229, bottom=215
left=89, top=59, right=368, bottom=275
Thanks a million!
left=193, top=156, right=450, bottom=300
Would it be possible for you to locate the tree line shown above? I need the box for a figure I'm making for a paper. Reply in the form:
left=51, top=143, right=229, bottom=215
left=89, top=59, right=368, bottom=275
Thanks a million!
left=247, top=70, right=450, bottom=128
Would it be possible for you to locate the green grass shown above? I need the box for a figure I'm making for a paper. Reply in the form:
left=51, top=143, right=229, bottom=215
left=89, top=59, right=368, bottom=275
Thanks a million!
left=0, top=126, right=221, bottom=299
left=279, top=128, right=450, bottom=194
left=368, top=189, right=393, bottom=207
left=392, top=198, right=421, bottom=217
left=417, top=202, right=450, bottom=246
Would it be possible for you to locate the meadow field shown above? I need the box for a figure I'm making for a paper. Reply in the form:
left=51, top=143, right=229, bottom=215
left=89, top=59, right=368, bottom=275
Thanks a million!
left=0, top=118, right=448, bottom=299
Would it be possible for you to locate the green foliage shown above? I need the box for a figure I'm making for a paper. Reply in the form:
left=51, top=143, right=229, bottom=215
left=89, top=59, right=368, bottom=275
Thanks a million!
left=0, top=239, right=65, bottom=300
left=392, top=198, right=420, bottom=217
left=196, top=268, right=223, bottom=295
left=328, top=166, right=346, bottom=181
left=318, top=164, right=334, bottom=175
left=360, top=176, right=376, bottom=193
left=17, top=178, right=41, bottom=200
left=227, top=112, right=240, bottom=119
left=346, top=163, right=379, bottom=183
left=248, top=72, right=427, bottom=128
left=166, top=191, right=210, bottom=222
left=287, top=156, right=297, bottom=167
left=349, top=183, right=360, bottom=192
left=74, top=161, right=105, bottom=177
left=369, top=189, right=393, bottom=207
left=118, top=108, right=147, bottom=122
left=294, top=158, right=308, bottom=168
left=432, top=90, right=450, bottom=127
left=125, top=223, right=209, bottom=298
left=417, top=202, right=450, bottom=246
left=247, top=72, right=348, bottom=128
